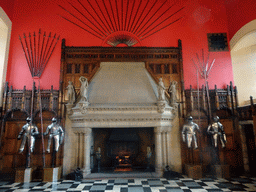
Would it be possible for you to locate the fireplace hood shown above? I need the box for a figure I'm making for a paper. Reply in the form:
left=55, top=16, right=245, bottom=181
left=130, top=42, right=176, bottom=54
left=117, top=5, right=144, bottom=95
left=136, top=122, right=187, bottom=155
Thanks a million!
left=87, top=62, right=158, bottom=104
left=68, top=62, right=177, bottom=129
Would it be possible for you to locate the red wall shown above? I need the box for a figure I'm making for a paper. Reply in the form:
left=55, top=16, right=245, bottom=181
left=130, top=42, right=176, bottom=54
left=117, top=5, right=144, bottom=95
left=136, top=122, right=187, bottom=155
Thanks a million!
left=6, top=0, right=234, bottom=90
left=0, top=0, right=15, bottom=21
left=225, top=0, right=256, bottom=40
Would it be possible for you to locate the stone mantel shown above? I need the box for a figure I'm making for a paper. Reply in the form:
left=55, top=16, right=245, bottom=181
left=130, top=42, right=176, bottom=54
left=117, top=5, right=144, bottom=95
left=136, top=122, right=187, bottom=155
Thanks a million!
left=69, top=103, right=176, bottom=128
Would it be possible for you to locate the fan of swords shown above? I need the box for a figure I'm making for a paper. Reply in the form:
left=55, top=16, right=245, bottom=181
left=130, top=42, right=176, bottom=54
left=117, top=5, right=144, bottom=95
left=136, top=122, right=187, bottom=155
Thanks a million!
left=19, top=29, right=60, bottom=78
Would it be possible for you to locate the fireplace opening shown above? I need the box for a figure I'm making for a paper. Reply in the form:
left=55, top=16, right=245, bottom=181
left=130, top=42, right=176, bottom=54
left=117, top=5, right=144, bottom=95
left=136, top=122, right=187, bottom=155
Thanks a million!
left=92, top=128, right=154, bottom=172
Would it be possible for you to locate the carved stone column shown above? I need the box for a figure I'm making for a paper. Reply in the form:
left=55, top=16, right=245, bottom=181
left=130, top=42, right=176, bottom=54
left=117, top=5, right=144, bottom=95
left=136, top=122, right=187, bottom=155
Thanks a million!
left=83, top=128, right=92, bottom=177
left=162, top=131, right=167, bottom=168
left=154, top=127, right=163, bottom=176
left=165, top=127, right=172, bottom=168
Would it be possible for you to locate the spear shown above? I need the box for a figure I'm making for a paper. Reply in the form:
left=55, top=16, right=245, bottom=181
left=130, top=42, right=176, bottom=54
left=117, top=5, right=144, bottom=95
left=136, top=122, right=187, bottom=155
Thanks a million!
left=19, top=35, right=32, bottom=73
left=38, top=80, right=46, bottom=167
left=130, top=0, right=150, bottom=33
left=38, top=32, right=46, bottom=73
left=40, top=35, right=60, bottom=77
left=133, top=0, right=158, bottom=34
left=33, top=32, right=37, bottom=73
left=193, top=50, right=215, bottom=121
left=136, top=0, right=169, bottom=36
left=23, top=33, right=32, bottom=73
left=67, top=0, right=106, bottom=36
left=28, top=33, right=35, bottom=74
left=37, top=29, right=41, bottom=73
left=39, top=33, right=53, bottom=74
left=40, top=32, right=51, bottom=74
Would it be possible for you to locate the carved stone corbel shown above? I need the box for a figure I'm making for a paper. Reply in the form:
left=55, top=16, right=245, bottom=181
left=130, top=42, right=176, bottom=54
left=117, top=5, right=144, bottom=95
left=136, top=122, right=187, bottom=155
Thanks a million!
left=66, top=103, right=75, bottom=115
left=79, top=101, right=90, bottom=114
left=157, top=100, right=166, bottom=113
left=171, top=103, right=179, bottom=117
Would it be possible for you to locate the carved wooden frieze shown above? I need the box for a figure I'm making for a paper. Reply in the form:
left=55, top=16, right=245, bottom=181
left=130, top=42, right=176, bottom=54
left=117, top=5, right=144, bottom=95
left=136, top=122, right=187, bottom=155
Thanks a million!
left=185, top=82, right=238, bottom=115
left=2, top=83, right=59, bottom=119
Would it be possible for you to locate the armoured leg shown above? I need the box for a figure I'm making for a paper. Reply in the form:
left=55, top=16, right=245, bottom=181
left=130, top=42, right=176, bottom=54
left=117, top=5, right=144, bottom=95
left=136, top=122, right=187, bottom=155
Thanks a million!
left=193, top=135, right=198, bottom=149
left=187, top=134, right=192, bottom=148
left=46, top=135, right=52, bottom=153
left=220, top=138, right=226, bottom=148
left=53, top=135, right=60, bottom=152
left=19, top=136, right=27, bottom=153
left=30, top=136, right=35, bottom=153
left=213, top=134, right=218, bottom=147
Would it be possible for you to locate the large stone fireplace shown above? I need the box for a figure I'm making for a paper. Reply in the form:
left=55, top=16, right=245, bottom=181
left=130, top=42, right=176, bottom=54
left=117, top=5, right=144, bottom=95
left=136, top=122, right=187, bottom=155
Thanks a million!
left=63, top=62, right=181, bottom=177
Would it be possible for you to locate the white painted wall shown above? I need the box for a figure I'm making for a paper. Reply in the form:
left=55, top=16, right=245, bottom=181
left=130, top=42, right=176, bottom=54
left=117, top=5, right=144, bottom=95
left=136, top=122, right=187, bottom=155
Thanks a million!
left=0, top=7, right=12, bottom=107
left=231, top=20, right=256, bottom=106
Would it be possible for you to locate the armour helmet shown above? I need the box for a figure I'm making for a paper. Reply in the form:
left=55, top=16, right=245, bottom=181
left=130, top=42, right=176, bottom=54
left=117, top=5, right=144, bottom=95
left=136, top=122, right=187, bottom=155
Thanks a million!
left=26, top=117, right=31, bottom=122
left=52, top=117, right=57, bottom=122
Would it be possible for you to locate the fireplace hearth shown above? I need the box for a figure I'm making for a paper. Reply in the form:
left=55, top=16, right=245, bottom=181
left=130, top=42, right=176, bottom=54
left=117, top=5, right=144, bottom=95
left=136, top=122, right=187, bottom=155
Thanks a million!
left=107, top=129, right=140, bottom=169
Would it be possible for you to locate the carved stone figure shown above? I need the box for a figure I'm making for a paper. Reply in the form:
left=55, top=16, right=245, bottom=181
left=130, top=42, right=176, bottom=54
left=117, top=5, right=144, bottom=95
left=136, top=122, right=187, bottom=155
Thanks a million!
left=67, top=81, right=75, bottom=104
left=182, top=116, right=200, bottom=149
left=207, top=116, right=227, bottom=148
left=44, top=117, right=64, bottom=153
left=17, top=117, right=39, bottom=153
left=158, top=77, right=166, bottom=101
left=168, top=81, right=178, bottom=104
left=79, top=76, right=89, bottom=102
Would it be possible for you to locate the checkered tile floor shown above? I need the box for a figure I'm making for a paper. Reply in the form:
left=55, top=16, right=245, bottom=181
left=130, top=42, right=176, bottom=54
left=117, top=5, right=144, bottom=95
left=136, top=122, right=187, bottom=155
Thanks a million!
left=0, top=176, right=256, bottom=192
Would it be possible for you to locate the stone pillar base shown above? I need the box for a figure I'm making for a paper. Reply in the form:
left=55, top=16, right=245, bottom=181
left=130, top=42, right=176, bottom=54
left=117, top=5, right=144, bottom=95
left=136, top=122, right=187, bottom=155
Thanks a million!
left=15, top=168, right=33, bottom=183
left=213, top=165, right=230, bottom=178
left=43, top=167, right=62, bottom=182
left=155, top=167, right=163, bottom=177
left=185, top=164, right=202, bottom=179
left=82, top=168, right=91, bottom=178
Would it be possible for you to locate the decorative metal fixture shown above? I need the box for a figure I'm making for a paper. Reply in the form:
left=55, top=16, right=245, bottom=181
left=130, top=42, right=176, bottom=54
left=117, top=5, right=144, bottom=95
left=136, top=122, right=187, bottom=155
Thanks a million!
left=193, top=49, right=215, bottom=119
left=19, top=29, right=60, bottom=167
left=59, top=0, right=184, bottom=46
left=19, top=29, right=60, bottom=77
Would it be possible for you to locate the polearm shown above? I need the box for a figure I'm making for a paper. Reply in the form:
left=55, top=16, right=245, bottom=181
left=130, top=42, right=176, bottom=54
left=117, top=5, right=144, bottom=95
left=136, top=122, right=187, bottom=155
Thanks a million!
left=139, top=7, right=184, bottom=39
left=140, top=17, right=183, bottom=41
left=77, top=0, right=110, bottom=35
left=194, top=50, right=215, bottom=121
left=85, top=0, right=111, bottom=34
left=94, top=0, right=113, bottom=33
left=19, top=36, right=32, bottom=73
left=128, top=0, right=142, bottom=32
left=102, top=0, right=117, bottom=32
left=23, top=34, right=33, bottom=72
left=29, top=33, right=35, bottom=74
left=133, top=0, right=158, bottom=34
left=196, top=68, right=203, bottom=165
left=39, top=33, right=54, bottom=76
left=27, top=72, right=35, bottom=168
left=59, top=15, right=103, bottom=40
left=38, top=80, right=45, bottom=167
left=37, top=29, right=41, bottom=74
left=33, top=32, right=37, bottom=73
left=58, top=4, right=105, bottom=38
left=125, top=0, right=136, bottom=31
left=130, top=0, right=149, bottom=33
left=67, top=1, right=106, bottom=36
left=38, top=32, right=46, bottom=74
left=136, top=0, right=168, bottom=36
left=39, top=35, right=60, bottom=77
left=39, top=32, right=51, bottom=76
